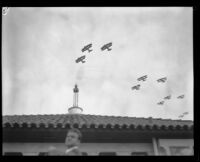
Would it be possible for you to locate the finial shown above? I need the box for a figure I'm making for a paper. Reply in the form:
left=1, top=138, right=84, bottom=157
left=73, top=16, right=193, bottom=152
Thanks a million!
left=73, top=84, right=79, bottom=93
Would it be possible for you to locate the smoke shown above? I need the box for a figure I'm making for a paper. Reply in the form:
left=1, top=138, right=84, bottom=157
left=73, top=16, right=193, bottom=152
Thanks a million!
left=76, top=67, right=85, bottom=81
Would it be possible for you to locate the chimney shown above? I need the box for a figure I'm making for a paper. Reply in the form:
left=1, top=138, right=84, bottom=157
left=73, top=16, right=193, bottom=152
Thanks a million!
left=68, top=84, right=83, bottom=114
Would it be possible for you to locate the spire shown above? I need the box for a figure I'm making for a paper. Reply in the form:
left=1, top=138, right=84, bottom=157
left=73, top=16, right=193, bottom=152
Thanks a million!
left=73, top=84, right=79, bottom=107
left=73, top=84, right=79, bottom=93
left=68, top=84, right=83, bottom=114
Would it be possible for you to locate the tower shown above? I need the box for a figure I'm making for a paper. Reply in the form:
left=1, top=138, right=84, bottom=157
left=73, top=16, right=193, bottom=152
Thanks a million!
left=68, top=84, right=83, bottom=114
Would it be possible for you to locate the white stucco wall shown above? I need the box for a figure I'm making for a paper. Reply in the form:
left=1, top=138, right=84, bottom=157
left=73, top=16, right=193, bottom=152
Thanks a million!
left=3, top=142, right=154, bottom=155
left=3, top=138, right=194, bottom=156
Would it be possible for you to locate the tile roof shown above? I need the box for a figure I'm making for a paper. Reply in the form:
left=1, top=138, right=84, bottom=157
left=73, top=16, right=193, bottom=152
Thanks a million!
left=2, top=114, right=193, bottom=130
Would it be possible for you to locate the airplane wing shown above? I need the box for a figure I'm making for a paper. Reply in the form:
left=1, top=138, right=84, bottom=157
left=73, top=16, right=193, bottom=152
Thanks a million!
left=157, top=101, right=164, bottom=105
left=131, top=84, right=140, bottom=90
left=157, top=77, right=167, bottom=82
left=107, top=42, right=112, bottom=46
left=137, top=75, right=147, bottom=81
left=105, top=42, right=112, bottom=47
left=132, top=86, right=137, bottom=90
left=157, top=79, right=162, bottom=82
left=164, top=95, right=171, bottom=99
left=177, top=95, right=184, bottom=99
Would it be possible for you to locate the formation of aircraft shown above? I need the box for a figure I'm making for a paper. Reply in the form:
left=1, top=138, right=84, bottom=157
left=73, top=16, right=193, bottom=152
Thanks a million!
left=157, top=101, right=164, bottom=105
left=157, top=77, right=167, bottom=83
left=77, top=42, right=112, bottom=63
left=131, top=75, right=147, bottom=91
left=131, top=84, right=141, bottom=90
left=177, top=95, right=184, bottom=99
left=81, top=43, right=93, bottom=53
left=158, top=95, right=170, bottom=105
left=81, top=42, right=112, bottom=53
left=137, top=75, right=147, bottom=81
left=158, top=94, right=185, bottom=106
left=131, top=75, right=186, bottom=108
left=101, top=42, right=112, bottom=51
left=75, top=55, right=86, bottom=63
left=164, top=95, right=171, bottom=100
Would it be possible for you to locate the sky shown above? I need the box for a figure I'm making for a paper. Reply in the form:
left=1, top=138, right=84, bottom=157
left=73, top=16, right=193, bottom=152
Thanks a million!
left=2, top=7, right=193, bottom=120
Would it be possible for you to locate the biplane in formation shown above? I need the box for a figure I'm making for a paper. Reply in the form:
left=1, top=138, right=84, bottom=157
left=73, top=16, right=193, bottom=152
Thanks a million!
left=131, top=84, right=141, bottom=90
left=101, top=42, right=112, bottom=51
left=177, top=95, right=184, bottom=99
left=157, top=101, right=164, bottom=105
left=75, top=55, right=86, bottom=63
left=82, top=43, right=93, bottom=53
left=178, top=112, right=189, bottom=118
left=178, top=114, right=184, bottom=118
left=183, top=112, right=189, bottom=115
left=164, top=95, right=171, bottom=100
left=157, top=77, right=167, bottom=83
left=137, top=75, right=148, bottom=82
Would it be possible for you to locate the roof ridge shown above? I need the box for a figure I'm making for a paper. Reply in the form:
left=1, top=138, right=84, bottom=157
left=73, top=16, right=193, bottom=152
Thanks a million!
left=2, top=114, right=193, bottom=122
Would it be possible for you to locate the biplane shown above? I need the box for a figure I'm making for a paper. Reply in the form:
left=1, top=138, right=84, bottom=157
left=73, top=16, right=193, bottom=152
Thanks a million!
left=101, top=42, right=112, bottom=51
left=183, top=112, right=189, bottom=115
left=137, top=75, right=148, bottom=81
left=131, top=84, right=141, bottom=90
left=82, top=43, right=93, bottom=53
left=157, top=101, right=164, bottom=105
left=177, top=95, right=184, bottom=99
left=164, top=95, right=171, bottom=100
left=157, top=77, right=167, bottom=83
left=75, top=55, right=86, bottom=63
left=178, top=115, right=184, bottom=118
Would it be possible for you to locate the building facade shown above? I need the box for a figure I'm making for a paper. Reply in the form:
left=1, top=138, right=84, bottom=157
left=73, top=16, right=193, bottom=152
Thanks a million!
left=2, top=113, right=194, bottom=156
left=3, top=85, right=193, bottom=156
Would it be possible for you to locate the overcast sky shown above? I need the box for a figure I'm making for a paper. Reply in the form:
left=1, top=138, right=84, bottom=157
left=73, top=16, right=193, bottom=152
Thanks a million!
left=2, top=7, right=193, bottom=120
